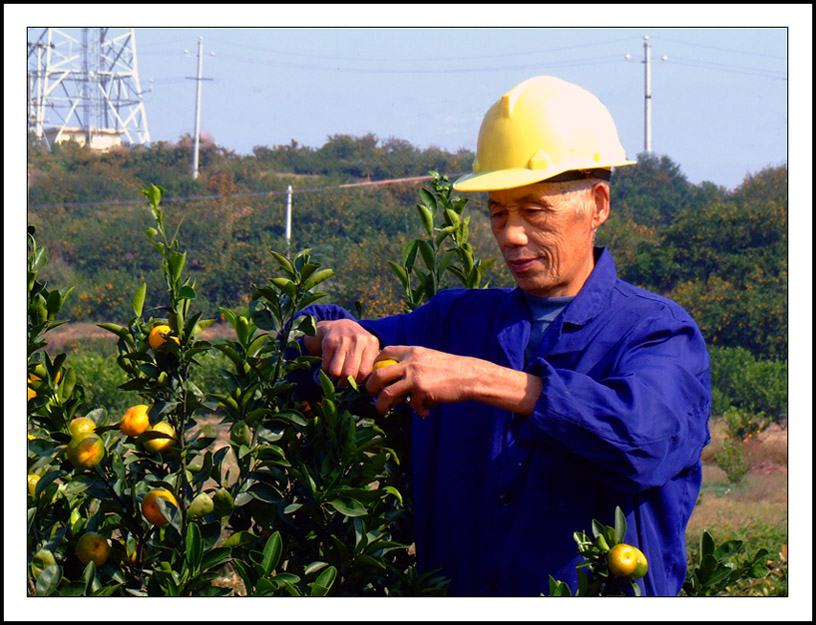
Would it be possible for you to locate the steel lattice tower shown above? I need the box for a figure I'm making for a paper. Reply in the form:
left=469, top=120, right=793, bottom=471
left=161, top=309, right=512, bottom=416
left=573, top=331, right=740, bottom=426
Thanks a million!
left=27, top=27, right=150, bottom=150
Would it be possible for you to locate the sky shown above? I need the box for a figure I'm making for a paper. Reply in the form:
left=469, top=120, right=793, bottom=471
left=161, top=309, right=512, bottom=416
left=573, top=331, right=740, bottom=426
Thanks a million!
left=15, top=9, right=805, bottom=191
left=126, top=24, right=790, bottom=190
left=6, top=5, right=813, bottom=621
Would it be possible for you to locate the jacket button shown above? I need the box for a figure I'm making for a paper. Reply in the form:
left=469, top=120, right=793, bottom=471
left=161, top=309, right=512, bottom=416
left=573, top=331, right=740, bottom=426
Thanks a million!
left=497, top=490, right=511, bottom=506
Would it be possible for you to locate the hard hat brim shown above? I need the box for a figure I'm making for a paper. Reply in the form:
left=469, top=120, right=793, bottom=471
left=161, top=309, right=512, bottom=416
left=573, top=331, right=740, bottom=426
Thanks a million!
left=452, top=161, right=637, bottom=192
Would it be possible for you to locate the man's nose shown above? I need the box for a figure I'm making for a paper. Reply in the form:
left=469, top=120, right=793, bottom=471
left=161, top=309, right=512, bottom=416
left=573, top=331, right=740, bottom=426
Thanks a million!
left=502, top=212, right=529, bottom=246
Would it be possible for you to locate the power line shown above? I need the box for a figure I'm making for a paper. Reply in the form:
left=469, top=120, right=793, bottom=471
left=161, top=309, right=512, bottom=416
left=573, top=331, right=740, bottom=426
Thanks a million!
left=204, top=34, right=635, bottom=63
left=27, top=174, right=462, bottom=211
left=214, top=51, right=621, bottom=74
left=654, top=34, right=787, bottom=61
left=669, top=56, right=787, bottom=80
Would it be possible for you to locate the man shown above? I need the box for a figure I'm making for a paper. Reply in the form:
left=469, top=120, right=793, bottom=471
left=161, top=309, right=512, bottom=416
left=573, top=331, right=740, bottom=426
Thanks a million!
left=300, top=76, right=711, bottom=596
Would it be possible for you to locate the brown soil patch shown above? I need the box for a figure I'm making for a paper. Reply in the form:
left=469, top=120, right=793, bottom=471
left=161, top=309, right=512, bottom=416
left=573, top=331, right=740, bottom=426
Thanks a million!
left=44, top=321, right=238, bottom=354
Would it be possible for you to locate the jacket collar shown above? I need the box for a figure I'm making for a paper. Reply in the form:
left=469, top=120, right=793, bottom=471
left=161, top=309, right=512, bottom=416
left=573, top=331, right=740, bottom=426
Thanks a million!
left=501, top=247, right=617, bottom=327
left=497, top=247, right=617, bottom=367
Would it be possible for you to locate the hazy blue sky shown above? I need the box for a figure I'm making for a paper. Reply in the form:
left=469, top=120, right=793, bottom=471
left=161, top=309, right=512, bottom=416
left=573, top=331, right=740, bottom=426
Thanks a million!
left=15, top=7, right=806, bottom=191
left=126, top=25, right=790, bottom=190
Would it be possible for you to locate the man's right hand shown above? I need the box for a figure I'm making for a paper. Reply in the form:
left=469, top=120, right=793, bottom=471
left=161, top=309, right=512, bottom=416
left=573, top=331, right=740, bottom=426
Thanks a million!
left=302, top=319, right=381, bottom=384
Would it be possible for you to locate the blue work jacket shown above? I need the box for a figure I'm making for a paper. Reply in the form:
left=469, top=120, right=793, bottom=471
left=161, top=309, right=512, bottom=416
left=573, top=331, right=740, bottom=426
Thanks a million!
left=300, top=247, right=711, bottom=596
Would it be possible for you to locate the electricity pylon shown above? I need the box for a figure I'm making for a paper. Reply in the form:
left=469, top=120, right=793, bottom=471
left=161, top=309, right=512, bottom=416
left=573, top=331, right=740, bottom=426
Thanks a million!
left=27, top=27, right=150, bottom=150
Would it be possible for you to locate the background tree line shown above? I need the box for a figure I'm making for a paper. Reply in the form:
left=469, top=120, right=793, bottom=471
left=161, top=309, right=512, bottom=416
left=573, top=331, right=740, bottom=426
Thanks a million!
left=27, top=134, right=787, bottom=425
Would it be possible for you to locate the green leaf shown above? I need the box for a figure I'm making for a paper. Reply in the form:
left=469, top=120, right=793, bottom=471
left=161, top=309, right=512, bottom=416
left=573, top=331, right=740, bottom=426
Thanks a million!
left=437, top=249, right=456, bottom=277
left=143, top=183, right=165, bottom=208
left=548, top=575, right=573, bottom=596
left=46, top=288, right=62, bottom=317
left=417, top=239, right=436, bottom=272
left=35, top=564, right=62, bottom=596
left=178, top=284, right=196, bottom=300
left=168, top=251, right=186, bottom=284
left=614, top=506, right=627, bottom=542
left=318, top=369, right=336, bottom=401
left=200, top=547, right=230, bottom=572
left=270, top=251, right=295, bottom=278
left=327, top=497, right=367, bottom=517
left=419, top=188, right=437, bottom=214
left=304, top=561, right=329, bottom=577
left=137, top=362, right=161, bottom=379
left=186, top=522, right=203, bottom=573
left=31, top=245, right=48, bottom=272
left=261, top=531, right=282, bottom=576
left=444, top=208, right=460, bottom=227
left=403, top=239, right=419, bottom=271
left=79, top=561, right=97, bottom=596
left=302, top=268, right=334, bottom=292
left=416, top=204, right=434, bottom=236
left=713, top=539, right=743, bottom=561
left=388, top=261, right=409, bottom=289
left=223, top=530, right=258, bottom=549
left=132, top=283, right=147, bottom=317
left=435, top=225, right=455, bottom=247
left=700, top=531, right=716, bottom=558
left=309, top=566, right=337, bottom=596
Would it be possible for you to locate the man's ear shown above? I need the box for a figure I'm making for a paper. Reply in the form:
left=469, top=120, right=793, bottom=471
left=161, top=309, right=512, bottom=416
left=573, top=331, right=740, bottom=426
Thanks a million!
left=591, top=182, right=610, bottom=229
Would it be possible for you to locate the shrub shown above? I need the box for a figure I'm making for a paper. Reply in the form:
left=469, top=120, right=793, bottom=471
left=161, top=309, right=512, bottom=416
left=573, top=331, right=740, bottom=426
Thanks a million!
left=708, top=346, right=787, bottom=424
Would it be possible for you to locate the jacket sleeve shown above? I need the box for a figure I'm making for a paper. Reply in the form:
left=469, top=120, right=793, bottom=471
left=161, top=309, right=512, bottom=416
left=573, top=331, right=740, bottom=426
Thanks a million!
left=511, top=314, right=712, bottom=493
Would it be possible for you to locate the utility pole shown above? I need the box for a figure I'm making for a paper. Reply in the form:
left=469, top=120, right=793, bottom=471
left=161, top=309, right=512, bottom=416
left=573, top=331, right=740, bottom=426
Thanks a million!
left=625, top=35, right=668, bottom=153
left=186, top=37, right=214, bottom=179
left=643, top=35, right=652, bottom=154
left=285, top=185, right=293, bottom=253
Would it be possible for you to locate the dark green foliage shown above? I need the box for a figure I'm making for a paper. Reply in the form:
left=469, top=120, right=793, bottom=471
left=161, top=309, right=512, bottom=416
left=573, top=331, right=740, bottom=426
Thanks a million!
left=709, top=346, right=787, bottom=423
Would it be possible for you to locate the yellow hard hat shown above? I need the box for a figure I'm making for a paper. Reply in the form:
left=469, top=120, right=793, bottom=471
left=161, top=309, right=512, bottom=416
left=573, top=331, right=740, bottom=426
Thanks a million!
left=453, top=76, right=636, bottom=192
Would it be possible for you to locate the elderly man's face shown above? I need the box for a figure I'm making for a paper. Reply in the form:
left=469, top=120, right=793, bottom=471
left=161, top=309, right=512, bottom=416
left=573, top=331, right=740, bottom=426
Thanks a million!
left=487, top=179, right=610, bottom=298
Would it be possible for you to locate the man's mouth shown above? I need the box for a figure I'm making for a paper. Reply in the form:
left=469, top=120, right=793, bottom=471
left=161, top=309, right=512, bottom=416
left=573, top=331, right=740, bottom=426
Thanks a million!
left=507, top=257, right=540, bottom=272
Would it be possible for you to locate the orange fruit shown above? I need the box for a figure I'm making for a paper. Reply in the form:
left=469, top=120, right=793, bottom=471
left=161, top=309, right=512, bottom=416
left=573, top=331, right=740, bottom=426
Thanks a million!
left=120, top=404, right=151, bottom=437
left=28, top=473, right=41, bottom=497
left=30, top=365, right=62, bottom=384
left=28, top=386, right=37, bottom=401
left=607, top=543, right=639, bottom=577
left=141, top=489, right=178, bottom=526
left=142, top=421, right=175, bottom=453
left=69, top=417, right=97, bottom=437
left=75, top=531, right=111, bottom=567
left=631, top=546, right=648, bottom=579
left=372, top=358, right=399, bottom=372
left=148, top=324, right=179, bottom=350
left=66, top=433, right=105, bottom=470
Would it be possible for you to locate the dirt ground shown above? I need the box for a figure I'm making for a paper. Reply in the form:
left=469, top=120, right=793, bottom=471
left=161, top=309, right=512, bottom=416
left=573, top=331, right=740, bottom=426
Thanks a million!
left=43, top=321, right=238, bottom=355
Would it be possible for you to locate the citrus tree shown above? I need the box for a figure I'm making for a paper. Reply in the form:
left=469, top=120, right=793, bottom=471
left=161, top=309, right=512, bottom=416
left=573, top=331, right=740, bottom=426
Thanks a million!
left=26, top=184, right=446, bottom=596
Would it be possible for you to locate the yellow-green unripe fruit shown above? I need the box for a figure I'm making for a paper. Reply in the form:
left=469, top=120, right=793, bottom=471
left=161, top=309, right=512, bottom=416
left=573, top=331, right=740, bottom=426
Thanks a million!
left=212, top=487, right=234, bottom=518
left=230, top=420, right=252, bottom=446
left=187, top=492, right=215, bottom=520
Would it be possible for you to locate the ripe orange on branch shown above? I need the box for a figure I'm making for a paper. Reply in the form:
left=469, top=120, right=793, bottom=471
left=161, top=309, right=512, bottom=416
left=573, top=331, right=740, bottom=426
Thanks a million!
left=142, top=421, right=175, bottom=453
left=66, top=433, right=105, bottom=470
left=607, top=543, right=648, bottom=579
left=69, top=417, right=97, bottom=437
left=120, top=404, right=151, bottom=437
left=76, top=532, right=111, bottom=567
left=141, top=489, right=178, bottom=526
left=148, top=324, right=179, bottom=350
